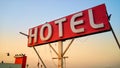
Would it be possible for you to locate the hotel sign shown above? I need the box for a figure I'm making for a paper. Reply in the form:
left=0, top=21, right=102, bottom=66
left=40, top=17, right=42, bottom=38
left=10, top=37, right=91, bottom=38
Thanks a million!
left=28, top=4, right=110, bottom=47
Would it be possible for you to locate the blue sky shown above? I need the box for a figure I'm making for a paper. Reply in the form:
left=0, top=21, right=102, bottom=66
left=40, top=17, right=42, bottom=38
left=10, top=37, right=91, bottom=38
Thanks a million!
left=0, top=0, right=120, bottom=68
left=0, top=0, right=120, bottom=35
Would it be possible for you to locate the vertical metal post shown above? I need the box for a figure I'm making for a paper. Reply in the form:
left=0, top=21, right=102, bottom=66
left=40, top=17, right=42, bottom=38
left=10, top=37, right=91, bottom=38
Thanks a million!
left=58, top=41, right=63, bottom=68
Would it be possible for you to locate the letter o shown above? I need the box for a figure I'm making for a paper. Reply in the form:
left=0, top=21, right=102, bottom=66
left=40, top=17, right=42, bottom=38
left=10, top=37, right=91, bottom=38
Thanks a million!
left=40, top=24, right=52, bottom=41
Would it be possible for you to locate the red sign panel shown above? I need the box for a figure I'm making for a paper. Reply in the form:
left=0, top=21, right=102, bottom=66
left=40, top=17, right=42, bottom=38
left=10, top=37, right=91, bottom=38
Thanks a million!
left=28, top=4, right=111, bottom=47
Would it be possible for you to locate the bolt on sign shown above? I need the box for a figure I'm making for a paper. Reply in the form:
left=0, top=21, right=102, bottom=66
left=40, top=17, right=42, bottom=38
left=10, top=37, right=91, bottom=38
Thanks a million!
left=28, top=4, right=111, bottom=47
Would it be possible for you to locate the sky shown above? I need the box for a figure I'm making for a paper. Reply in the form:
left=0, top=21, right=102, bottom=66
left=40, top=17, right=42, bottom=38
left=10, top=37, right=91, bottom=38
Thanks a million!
left=0, top=0, right=120, bottom=68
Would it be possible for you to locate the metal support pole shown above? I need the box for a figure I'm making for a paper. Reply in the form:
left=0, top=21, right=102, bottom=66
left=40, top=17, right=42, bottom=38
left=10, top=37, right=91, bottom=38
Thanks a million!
left=63, top=39, right=74, bottom=56
left=33, top=47, right=47, bottom=68
left=19, top=32, right=28, bottom=37
left=19, top=32, right=47, bottom=68
left=49, top=39, right=74, bottom=68
left=107, top=13, right=120, bottom=49
left=49, top=43, right=59, bottom=56
left=110, top=25, right=120, bottom=49
left=58, top=41, right=63, bottom=68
